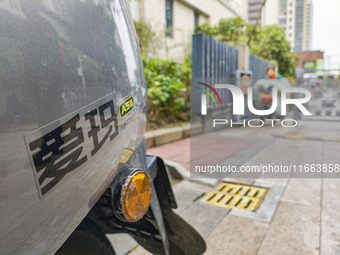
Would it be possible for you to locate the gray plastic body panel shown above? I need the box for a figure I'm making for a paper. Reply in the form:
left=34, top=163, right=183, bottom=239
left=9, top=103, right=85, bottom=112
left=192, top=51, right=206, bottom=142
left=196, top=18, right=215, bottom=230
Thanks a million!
left=0, top=1, right=147, bottom=254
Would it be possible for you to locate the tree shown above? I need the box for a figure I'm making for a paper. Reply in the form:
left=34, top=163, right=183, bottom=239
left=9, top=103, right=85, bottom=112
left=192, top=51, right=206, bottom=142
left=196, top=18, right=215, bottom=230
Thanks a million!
left=195, top=17, right=248, bottom=47
left=247, top=0, right=267, bottom=46
left=250, top=26, right=296, bottom=76
left=195, top=18, right=297, bottom=76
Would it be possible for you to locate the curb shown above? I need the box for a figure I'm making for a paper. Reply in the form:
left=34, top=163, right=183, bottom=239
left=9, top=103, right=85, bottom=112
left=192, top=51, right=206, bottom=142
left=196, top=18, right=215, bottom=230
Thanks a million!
left=145, top=124, right=202, bottom=148
left=146, top=124, right=217, bottom=187
left=164, top=159, right=219, bottom=187
left=275, top=135, right=340, bottom=143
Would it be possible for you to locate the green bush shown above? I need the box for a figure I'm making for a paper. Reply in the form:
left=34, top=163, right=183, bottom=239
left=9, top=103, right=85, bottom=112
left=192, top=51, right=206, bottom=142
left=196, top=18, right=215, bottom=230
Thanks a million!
left=143, top=56, right=191, bottom=128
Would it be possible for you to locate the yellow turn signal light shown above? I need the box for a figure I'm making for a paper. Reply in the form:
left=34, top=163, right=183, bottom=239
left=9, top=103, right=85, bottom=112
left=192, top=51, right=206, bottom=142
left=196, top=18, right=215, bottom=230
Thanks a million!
left=121, top=171, right=152, bottom=222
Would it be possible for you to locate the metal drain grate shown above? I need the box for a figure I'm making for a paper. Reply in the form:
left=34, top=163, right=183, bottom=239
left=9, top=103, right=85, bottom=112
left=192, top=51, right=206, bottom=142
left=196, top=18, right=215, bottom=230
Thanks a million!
left=202, top=182, right=269, bottom=211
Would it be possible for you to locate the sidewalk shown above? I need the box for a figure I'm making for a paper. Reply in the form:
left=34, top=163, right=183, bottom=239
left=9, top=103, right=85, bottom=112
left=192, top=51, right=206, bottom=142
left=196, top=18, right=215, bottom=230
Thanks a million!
left=110, top=120, right=340, bottom=255
left=147, top=138, right=191, bottom=171
left=147, top=135, right=257, bottom=172
left=128, top=176, right=340, bottom=255
left=130, top=120, right=340, bottom=255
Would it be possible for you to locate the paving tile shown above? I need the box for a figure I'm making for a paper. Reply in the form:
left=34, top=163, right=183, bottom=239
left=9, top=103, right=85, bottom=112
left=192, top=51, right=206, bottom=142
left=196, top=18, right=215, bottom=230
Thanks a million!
left=106, top=233, right=138, bottom=255
left=172, top=185, right=205, bottom=213
left=173, top=180, right=213, bottom=193
left=254, top=178, right=289, bottom=186
left=205, top=215, right=269, bottom=255
left=180, top=201, right=230, bottom=238
left=257, top=201, right=320, bottom=255
left=170, top=154, right=190, bottom=164
left=254, top=176, right=322, bottom=255
left=281, top=178, right=321, bottom=207
left=221, top=177, right=255, bottom=185
left=320, top=178, right=340, bottom=255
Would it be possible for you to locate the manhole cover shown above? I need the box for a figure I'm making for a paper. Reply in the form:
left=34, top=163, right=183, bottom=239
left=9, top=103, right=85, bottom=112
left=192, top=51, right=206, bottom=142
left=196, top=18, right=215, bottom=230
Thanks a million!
left=202, top=182, right=269, bottom=211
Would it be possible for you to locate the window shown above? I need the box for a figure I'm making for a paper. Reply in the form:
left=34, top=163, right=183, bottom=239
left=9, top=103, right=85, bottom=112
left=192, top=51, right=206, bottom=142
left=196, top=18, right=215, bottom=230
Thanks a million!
left=249, top=9, right=259, bottom=13
left=289, top=2, right=293, bottom=6
left=296, top=17, right=303, bottom=22
left=289, top=25, right=292, bottom=29
left=279, top=18, right=286, bottom=25
left=194, top=11, right=199, bottom=29
left=165, top=0, right=173, bottom=37
left=249, top=1, right=262, bottom=6
left=296, top=1, right=304, bottom=7
left=296, top=9, right=303, bottom=14
left=289, top=10, right=292, bottom=14
left=295, top=25, right=302, bottom=30
left=289, top=33, right=292, bottom=37
left=289, top=18, right=292, bottom=22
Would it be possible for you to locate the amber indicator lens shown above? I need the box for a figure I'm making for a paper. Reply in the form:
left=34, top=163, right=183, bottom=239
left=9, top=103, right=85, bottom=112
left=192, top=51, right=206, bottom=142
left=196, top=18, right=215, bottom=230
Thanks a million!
left=122, top=171, right=152, bottom=221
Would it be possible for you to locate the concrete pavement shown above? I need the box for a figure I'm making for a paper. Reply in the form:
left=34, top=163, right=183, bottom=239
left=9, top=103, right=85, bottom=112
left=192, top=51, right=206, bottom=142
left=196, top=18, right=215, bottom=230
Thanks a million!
left=110, top=119, right=340, bottom=255
left=128, top=177, right=340, bottom=255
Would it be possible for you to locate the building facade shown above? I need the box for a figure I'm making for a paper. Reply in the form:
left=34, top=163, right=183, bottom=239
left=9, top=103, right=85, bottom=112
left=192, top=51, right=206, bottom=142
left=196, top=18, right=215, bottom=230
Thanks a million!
left=247, top=0, right=280, bottom=26
left=286, top=0, right=313, bottom=52
left=130, top=0, right=247, bottom=62
left=285, top=0, right=295, bottom=49
left=247, top=0, right=313, bottom=52
left=302, top=0, right=313, bottom=51
left=248, top=0, right=263, bottom=26
left=294, top=50, right=323, bottom=71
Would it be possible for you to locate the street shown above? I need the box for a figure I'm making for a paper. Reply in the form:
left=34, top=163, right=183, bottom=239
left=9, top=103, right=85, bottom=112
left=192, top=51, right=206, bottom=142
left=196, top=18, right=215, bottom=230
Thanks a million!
left=108, top=118, right=340, bottom=255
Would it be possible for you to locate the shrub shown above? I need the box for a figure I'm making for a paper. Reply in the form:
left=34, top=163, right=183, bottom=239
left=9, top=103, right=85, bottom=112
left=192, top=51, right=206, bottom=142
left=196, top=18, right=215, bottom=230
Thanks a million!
left=143, top=56, right=191, bottom=128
